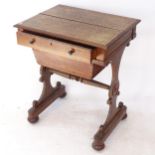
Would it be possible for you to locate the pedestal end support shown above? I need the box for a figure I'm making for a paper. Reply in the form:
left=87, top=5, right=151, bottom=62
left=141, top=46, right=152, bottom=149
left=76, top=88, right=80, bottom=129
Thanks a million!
left=27, top=67, right=67, bottom=124
left=92, top=102, right=127, bottom=150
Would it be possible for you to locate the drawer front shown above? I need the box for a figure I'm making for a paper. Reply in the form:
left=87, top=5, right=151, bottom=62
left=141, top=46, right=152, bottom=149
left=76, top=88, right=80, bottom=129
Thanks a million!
left=17, top=31, right=93, bottom=64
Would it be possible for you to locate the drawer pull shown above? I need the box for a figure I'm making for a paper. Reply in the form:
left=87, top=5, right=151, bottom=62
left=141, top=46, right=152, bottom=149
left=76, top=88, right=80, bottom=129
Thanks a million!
left=29, top=38, right=36, bottom=44
left=68, top=48, right=75, bottom=55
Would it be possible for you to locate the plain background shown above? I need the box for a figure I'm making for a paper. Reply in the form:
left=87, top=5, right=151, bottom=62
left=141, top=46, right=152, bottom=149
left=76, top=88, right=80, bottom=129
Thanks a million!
left=0, top=0, right=155, bottom=155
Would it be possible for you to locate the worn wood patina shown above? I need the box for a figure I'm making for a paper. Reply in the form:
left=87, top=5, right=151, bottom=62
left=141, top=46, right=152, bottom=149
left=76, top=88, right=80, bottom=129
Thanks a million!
left=14, top=5, right=140, bottom=151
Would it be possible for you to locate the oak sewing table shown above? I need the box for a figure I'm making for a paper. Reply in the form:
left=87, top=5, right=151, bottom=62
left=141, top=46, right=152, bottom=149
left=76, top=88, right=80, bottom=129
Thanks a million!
left=14, top=5, right=140, bottom=151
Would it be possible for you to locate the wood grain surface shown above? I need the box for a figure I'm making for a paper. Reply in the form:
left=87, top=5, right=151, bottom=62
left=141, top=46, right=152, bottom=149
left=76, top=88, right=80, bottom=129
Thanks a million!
left=14, top=5, right=140, bottom=50
left=17, top=31, right=93, bottom=64
left=43, top=5, right=140, bottom=31
left=33, top=49, right=102, bottom=79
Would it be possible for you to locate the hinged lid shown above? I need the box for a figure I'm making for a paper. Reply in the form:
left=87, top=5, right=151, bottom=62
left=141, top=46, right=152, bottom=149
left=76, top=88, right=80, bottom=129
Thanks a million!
left=14, top=5, right=140, bottom=49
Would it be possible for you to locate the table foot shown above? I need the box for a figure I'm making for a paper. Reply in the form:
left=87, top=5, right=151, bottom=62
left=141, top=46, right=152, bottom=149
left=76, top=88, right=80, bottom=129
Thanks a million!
left=122, top=113, right=127, bottom=120
left=28, top=115, right=39, bottom=123
left=92, top=140, right=105, bottom=151
left=60, top=92, right=67, bottom=98
left=28, top=82, right=66, bottom=123
left=92, top=102, right=127, bottom=151
left=28, top=67, right=66, bottom=123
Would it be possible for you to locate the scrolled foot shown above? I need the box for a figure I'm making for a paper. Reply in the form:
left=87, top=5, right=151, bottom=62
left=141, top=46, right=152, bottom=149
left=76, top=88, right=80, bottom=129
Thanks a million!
left=92, top=140, right=105, bottom=151
left=118, top=101, right=124, bottom=108
left=118, top=102, right=127, bottom=120
left=28, top=116, right=39, bottom=124
left=56, top=81, right=67, bottom=98
left=122, top=113, right=127, bottom=120
left=56, top=81, right=62, bottom=87
left=60, top=92, right=67, bottom=98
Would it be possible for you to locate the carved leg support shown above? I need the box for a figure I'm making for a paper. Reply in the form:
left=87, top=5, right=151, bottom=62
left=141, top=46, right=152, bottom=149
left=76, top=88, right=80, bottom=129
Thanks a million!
left=92, top=46, right=127, bottom=150
left=28, top=66, right=66, bottom=123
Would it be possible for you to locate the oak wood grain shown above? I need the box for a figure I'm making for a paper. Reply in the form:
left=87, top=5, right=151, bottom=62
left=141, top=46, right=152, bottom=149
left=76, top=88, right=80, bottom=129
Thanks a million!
left=15, top=14, right=121, bottom=49
left=43, top=5, right=140, bottom=31
left=14, top=5, right=140, bottom=50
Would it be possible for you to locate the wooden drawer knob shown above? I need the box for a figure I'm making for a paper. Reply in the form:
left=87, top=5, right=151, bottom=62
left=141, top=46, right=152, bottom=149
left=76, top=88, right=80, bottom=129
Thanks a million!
left=68, top=48, right=75, bottom=55
left=29, top=38, right=36, bottom=44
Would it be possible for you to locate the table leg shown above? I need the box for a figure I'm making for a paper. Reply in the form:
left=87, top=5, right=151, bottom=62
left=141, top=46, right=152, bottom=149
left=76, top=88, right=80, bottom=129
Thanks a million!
left=92, top=46, right=127, bottom=151
left=28, top=66, right=66, bottom=123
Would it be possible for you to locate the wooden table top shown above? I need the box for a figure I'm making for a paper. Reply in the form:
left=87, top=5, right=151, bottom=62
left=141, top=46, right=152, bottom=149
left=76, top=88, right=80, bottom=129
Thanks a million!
left=15, top=5, right=140, bottom=49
